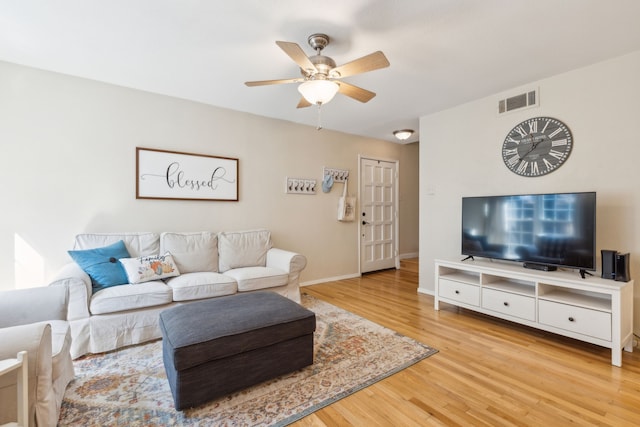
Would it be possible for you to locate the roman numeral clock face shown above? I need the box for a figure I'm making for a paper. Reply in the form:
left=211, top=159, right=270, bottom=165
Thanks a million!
left=502, top=117, right=572, bottom=177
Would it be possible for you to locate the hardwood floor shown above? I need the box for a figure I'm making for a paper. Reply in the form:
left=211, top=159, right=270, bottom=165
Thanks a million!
left=294, top=260, right=640, bottom=426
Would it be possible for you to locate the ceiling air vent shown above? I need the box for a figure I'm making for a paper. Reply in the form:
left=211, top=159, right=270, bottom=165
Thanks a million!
left=498, top=89, right=538, bottom=115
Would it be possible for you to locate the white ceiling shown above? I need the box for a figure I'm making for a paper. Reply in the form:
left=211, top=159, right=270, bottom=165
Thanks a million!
left=2, top=0, right=640, bottom=143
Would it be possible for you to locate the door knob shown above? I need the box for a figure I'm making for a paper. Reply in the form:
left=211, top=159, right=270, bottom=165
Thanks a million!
left=362, top=220, right=370, bottom=225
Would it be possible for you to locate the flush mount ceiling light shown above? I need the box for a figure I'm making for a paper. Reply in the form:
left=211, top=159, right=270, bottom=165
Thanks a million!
left=298, top=79, right=340, bottom=105
left=393, top=129, right=414, bottom=141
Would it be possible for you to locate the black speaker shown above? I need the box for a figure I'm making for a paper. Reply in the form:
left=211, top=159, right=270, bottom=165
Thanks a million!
left=601, top=249, right=617, bottom=280
left=615, top=253, right=631, bottom=282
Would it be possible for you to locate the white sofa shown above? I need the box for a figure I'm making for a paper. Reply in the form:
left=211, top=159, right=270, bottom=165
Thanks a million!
left=49, top=230, right=307, bottom=359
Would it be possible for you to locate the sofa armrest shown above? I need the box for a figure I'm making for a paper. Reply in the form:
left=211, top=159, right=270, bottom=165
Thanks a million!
left=266, top=248, right=307, bottom=273
left=0, top=287, right=68, bottom=328
left=48, top=263, right=91, bottom=321
left=0, top=322, right=56, bottom=427
left=266, top=248, right=307, bottom=303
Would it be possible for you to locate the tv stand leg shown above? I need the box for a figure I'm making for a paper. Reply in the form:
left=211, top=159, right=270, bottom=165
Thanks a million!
left=612, top=349, right=622, bottom=367
left=461, top=255, right=474, bottom=262
left=579, top=269, right=593, bottom=279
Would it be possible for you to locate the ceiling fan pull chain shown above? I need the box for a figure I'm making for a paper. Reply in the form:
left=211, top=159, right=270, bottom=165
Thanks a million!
left=316, top=103, right=323, bottom=130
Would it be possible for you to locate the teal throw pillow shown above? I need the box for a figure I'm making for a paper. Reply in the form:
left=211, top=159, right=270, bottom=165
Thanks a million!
left=68, top=240, right=131, bottom=292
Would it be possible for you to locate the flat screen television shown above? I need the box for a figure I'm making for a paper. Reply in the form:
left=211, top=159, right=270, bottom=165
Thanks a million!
left=461, top=192, right=596, bottom=274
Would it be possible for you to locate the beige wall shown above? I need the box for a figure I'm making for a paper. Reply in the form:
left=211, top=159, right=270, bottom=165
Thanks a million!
left=0, top=60, right=418, bottom=290
left=399, top=142, right=419, bottom=257
left=419, top=50, right=640, bottom=333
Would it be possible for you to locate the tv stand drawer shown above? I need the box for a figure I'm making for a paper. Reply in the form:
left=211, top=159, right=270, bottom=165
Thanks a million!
left=538, top=300, right=611, bottom=341
left=438, top=279, right=480, bottom=306
left=482, top=288, right=535, bottom=321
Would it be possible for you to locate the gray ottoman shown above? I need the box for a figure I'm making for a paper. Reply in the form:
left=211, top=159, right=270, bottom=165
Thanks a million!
left=159, top=291, right=316, bottom=410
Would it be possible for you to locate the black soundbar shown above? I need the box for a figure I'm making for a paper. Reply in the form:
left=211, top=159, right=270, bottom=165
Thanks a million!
left=523, top=262, right=557, bottom=272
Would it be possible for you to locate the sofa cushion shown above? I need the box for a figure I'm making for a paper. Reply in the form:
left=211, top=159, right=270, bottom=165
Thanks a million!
left=74, top=232, right=160, bottom=257
left=164, top=272, right=237, bottom=301
left=218, top=229, right=272, bottom=272
left=160, top=232, right=218, bottom=273
left=119, top=252, right=180, bottom=284
left=223, top=266, right=288, bottom=292
left=89, top=281, right=172, bottom=315
left=68, top=240, right=131, bottom=292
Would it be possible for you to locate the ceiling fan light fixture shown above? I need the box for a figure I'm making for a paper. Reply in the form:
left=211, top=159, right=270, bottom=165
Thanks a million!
left=393, top=129, right=414, bottom=141
left=298, top=80, right=339, bottom=105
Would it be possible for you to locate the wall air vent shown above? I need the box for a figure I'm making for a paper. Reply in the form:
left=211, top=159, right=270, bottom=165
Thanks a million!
left=498, top=89, right=538, bottom=115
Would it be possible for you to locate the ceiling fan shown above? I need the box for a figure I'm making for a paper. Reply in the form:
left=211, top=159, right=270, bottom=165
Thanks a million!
left=245, top=33, right=390, bottom=108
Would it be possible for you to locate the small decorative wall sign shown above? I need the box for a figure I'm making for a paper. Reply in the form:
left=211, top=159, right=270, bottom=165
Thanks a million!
left=136, top=147, right=238, bottom=201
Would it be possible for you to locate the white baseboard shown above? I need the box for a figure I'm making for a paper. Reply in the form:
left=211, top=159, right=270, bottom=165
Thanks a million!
left=301, top=256, right=419, bottom=287
left=399, top=252, right=419, bottom=260
left=300, top=273, right=361, bottom=287
left=417, top=287, right=434, bottom=296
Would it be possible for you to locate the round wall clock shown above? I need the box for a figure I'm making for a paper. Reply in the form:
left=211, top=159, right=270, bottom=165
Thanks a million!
left=502, top=117, right=573, bottom=177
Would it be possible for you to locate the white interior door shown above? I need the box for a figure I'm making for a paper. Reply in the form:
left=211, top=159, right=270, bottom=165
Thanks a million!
left=359, top=157, right=398, bottom=273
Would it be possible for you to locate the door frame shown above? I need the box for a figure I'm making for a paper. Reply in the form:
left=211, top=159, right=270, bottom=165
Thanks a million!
left=358, top=154, right=400, bottom=274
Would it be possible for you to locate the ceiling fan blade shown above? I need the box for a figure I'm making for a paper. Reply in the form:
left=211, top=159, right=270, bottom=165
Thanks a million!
left=276, top=41, right=317, bottom=73
left=245, top=77, right=304, bottom=87
left=337, top=81, right=376, bottom=103
left=296, top=97, right=312, bottom=109
left=332, top=51, right=390, bottom=78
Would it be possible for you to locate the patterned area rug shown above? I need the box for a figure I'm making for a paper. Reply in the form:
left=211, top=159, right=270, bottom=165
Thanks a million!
left=59, top=294, right=438, bottom=426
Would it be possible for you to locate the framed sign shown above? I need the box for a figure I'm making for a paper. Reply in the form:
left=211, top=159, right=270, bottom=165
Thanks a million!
left=136, top=147, right=238, bottom=201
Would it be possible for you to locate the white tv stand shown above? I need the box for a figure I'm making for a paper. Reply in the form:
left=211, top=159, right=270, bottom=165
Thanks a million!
left=434, top=258, right=634, bottom=366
